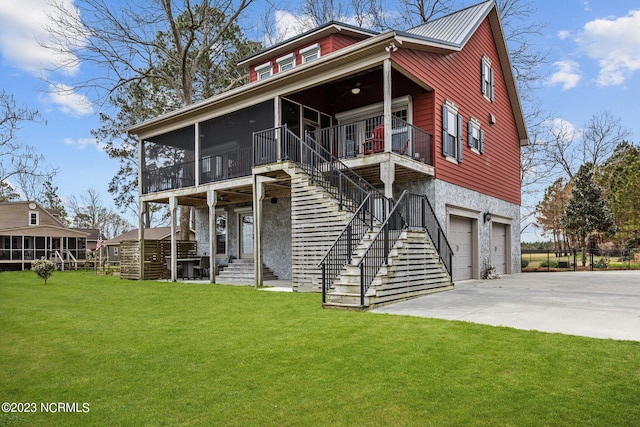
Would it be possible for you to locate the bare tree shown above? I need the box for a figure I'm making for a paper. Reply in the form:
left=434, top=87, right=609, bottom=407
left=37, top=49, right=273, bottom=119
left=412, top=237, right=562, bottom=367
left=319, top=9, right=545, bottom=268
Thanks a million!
left=69, top=188, right=134, bottom=239
left=581, top=111, right=631, bottom=172
left=0, top=90, right=54, bottom=199
left=44, top=0, right=258, bottom=240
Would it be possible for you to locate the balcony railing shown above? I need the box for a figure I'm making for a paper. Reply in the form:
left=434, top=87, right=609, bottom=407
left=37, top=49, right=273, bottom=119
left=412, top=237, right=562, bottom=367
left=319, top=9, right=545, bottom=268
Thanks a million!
left=306, top=115, right=433, bottom=165
left=200, top=147, right=252, bottom=184
left=142, top=161, right=195, bottom=193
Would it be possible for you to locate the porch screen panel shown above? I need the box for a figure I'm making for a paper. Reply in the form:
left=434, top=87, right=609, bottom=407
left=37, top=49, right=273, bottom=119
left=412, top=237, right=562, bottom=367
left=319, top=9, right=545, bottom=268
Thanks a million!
left=199, top=101, right=274, bottom=182
left=143, top=125, right=196, bottom=193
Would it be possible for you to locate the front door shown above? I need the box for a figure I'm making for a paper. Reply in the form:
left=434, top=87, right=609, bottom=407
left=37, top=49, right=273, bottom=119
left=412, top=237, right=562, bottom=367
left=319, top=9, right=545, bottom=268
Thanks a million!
left=239, top=213, right=254, bottom=259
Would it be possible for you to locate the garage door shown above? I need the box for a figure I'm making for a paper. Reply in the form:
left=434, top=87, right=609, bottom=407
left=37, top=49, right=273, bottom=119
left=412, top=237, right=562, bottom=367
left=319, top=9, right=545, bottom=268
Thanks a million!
left=492, top=223, right=507, bottom=274
left=450, top=215, right=473, bottom=281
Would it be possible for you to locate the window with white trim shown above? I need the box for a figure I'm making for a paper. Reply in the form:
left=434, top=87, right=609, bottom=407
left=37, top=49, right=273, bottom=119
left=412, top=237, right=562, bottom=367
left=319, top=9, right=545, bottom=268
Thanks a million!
left=442, top=102, right=463, bottom=162
left=481, top=56, right=495, bottom=101
left=29, top=211, right=39, bottom=225
left=255, top=62, right=273, bottom=80
left=300, top=43, right=321, bottom=63
left=276, top=53, right=295, bottom=72
left=467, top=118, right=484, bottom=153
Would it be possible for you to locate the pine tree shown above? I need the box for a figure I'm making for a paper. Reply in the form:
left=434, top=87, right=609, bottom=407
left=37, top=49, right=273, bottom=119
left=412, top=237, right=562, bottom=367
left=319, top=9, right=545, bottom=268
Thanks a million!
left=561, top=163, right=616, bottom=266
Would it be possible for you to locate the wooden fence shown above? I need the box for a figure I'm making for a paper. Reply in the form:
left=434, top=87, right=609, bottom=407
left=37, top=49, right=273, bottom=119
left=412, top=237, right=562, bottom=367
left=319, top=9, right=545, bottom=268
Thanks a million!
left=120, top=240, right=197, bottom=280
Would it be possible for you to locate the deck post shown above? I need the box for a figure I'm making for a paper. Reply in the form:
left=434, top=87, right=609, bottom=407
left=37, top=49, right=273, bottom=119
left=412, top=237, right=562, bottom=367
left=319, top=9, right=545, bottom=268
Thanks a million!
left=207, top=190, right=217, bottom=284
left=169, top=196, right=178, bottom=282
left=383, top=58, right=393, bottom=153
left=253, top=174, right=266, bottom=288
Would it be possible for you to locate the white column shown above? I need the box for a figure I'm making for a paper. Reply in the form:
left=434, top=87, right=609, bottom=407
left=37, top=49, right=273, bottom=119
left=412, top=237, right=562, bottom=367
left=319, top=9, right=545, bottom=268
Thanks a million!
left=380, top=161, right=395, bottom=201
left=169, top=196, right=178, bottom=282
left=253, top=174, right=266, bottom=288
left=207, top=190, right=217, bottom=284
left=195, top=122, right=201, bottom=186
left=383, top=58, right=393, bottom=153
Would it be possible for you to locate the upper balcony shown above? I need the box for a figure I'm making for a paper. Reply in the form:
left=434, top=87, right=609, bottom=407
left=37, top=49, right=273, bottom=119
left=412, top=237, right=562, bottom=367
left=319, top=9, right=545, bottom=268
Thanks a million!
left=141, top=113, right=433, bottom=197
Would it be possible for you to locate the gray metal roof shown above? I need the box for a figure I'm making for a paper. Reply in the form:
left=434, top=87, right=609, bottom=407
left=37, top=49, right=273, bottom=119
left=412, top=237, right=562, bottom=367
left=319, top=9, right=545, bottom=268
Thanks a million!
left=405, top=0, right=494, bottom=48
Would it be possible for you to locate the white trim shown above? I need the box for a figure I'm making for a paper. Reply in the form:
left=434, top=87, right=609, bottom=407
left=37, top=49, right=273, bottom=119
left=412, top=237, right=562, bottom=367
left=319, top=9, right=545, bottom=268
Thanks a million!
left=29, top=211, right=39, bottom=226
left=255, top=62, right=273, bottom=80
left=300, top=43, right=321, bottom=63
left=335, top=95, right=412, bottom=123
left=276, top=53, right=296, bottom=72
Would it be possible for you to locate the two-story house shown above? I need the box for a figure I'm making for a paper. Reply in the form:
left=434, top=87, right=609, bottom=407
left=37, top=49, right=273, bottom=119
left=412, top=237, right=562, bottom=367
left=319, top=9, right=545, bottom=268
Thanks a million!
left=127, top=0, right=527, bottom=308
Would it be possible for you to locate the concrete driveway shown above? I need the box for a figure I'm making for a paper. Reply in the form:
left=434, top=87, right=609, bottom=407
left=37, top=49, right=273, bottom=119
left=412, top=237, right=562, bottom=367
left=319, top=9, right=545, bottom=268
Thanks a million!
left=371, top=271, right=640, bottom=341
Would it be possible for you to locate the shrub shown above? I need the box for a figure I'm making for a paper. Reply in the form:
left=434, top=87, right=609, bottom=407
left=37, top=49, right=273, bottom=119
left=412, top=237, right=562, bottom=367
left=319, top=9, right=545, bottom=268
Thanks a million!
left=521, top=259, right=530, bottom=268
left=31, top=258, right=56, bottom=284
left=540, top=260, right=558, bottom=268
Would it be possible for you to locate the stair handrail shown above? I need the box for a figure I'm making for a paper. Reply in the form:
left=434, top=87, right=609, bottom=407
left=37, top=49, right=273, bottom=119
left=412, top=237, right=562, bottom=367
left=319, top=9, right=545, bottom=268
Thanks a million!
left=298, top=133, right=393, bottom=303
left=356, top=191, right=453, bottom=306
left=318, top=193, right=385, bottom=303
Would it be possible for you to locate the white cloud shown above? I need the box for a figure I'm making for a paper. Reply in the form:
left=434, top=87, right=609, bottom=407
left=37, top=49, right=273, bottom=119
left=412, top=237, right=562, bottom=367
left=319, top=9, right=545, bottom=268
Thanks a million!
left=557, top=30, right=570, bottom=40
left=63, top=137, right=97, bottom=150
left=579, top=9, right=640, bottom=86
left=45, top=83, right=94, bottom=116
left=546, top=60, right=582, bottom=90
left=268, top=11, right=317, bottom=46
left=0, top=0, right=82, bottom=76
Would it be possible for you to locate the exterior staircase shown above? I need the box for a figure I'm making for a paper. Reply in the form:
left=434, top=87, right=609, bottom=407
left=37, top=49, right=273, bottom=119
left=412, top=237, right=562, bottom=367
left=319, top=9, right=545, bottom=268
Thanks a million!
left=325, top=230, right=453, bottom=308
left=254, top=126, right=453, bottom=308
left=216, top=258, right=278, bottom=283
left=288, top=166, right=355, bottom=292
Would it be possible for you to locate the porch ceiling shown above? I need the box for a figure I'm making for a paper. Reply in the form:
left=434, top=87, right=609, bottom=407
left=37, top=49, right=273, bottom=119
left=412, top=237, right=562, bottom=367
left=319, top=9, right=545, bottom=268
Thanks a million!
left=140, top=169, right=292, bottom=208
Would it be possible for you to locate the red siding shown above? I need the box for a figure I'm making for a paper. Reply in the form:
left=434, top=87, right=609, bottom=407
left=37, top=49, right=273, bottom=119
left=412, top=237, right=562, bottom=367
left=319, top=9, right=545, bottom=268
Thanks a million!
left=393, top=18, right=521, bottom=205
left=249, top=34, right=363, bottom=82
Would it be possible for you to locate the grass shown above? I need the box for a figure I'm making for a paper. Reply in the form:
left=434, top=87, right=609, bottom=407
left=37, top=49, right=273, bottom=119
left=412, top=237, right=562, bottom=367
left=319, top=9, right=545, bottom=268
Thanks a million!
left=522, top=251, right=640, bottom=270
left=1, top=271, right=639, bottom=426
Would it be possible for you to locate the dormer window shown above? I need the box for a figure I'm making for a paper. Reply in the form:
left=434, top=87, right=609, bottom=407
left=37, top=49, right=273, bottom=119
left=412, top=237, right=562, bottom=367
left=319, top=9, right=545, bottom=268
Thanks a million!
left=300, top=43, right=321, bottom=63
left=256, top=62, right=273, bottom=80
left=277, top=53, right=296, bottom=72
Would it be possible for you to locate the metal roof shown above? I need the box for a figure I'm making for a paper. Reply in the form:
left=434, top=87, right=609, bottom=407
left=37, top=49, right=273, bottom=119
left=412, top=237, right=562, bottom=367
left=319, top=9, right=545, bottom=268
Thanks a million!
left=405, top=0, right=494, bottom=48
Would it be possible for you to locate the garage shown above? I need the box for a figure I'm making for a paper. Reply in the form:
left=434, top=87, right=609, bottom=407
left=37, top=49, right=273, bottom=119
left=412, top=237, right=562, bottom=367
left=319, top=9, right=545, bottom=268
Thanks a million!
left=450, top=215, right=473, bottom=281
left=491, top=223, right=508, bottom=274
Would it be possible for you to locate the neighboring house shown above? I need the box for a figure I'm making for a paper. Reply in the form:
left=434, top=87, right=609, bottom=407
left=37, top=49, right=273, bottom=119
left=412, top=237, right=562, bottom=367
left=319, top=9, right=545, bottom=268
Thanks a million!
left=0, top=201, right=90, bottom=271
left=104, top=227, right=195, bottom=262
left=126, top=0, right=527, bottom=307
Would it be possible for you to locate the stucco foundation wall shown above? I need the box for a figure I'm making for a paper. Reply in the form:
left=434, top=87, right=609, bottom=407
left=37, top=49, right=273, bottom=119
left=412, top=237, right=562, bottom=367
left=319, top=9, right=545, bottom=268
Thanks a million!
left=262, top=197, right=292, bottom=280
left=395, top=178, right=521, bottom=276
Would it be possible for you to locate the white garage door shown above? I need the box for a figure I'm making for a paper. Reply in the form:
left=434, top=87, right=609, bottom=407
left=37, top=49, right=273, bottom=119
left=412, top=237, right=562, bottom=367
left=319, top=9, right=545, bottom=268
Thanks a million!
left=492, top=223, right=507, bottom=274
left=450, top=215, right=473, bottom=281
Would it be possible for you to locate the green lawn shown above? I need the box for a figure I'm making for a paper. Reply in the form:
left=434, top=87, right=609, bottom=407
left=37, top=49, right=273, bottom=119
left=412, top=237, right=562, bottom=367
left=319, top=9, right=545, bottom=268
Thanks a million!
left=1, top=271, right=639, bottom=426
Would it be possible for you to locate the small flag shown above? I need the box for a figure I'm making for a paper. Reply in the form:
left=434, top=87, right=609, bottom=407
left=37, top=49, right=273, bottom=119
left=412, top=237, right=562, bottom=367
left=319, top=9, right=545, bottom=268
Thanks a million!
left=96, top=232, right=103, bottom=250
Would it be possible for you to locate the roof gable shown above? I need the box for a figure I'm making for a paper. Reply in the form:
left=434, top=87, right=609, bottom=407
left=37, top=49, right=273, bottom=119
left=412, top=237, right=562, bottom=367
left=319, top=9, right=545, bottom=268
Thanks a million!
left=404, top=0, right=494, bottom=48
left=0, top=201, right=68, bottom=230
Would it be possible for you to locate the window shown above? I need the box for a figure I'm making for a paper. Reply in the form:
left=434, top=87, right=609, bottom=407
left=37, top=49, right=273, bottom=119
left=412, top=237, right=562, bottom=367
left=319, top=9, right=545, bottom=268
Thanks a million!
left=481, top=56, right=495, bottom=101
left=468, top=118, right=485, bottom=153
left=29, top=211, right=39, bottom=225
left=276, top=53, right=295, bottom=72
left=300, top=43, right=321, bottom=63
left=442, top=102, right=463, bottom=162
left=255, top=62, right=273, bottom=80
left=216, top=213, right=227, bottom=255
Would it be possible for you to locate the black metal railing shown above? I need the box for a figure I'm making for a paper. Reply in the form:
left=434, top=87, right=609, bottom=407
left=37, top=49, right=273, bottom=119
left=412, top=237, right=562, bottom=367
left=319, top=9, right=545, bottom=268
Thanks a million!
left=200, top=147, right=252, bottom=184
left=142, top=160, right=195, bottom=193
left=356, top=191, right=453, bottom=306
left=305, top=115, right=433, bottom=166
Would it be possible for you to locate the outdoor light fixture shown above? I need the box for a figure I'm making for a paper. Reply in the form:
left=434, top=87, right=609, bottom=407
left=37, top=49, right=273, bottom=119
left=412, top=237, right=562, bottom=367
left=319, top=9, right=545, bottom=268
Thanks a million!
left=484, top=212, right=492, bottom=223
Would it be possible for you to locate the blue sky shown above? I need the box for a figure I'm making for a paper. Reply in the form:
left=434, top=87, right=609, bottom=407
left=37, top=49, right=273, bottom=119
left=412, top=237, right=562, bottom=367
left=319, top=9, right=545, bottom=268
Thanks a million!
left=1, top=0, right=639, bottom=240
